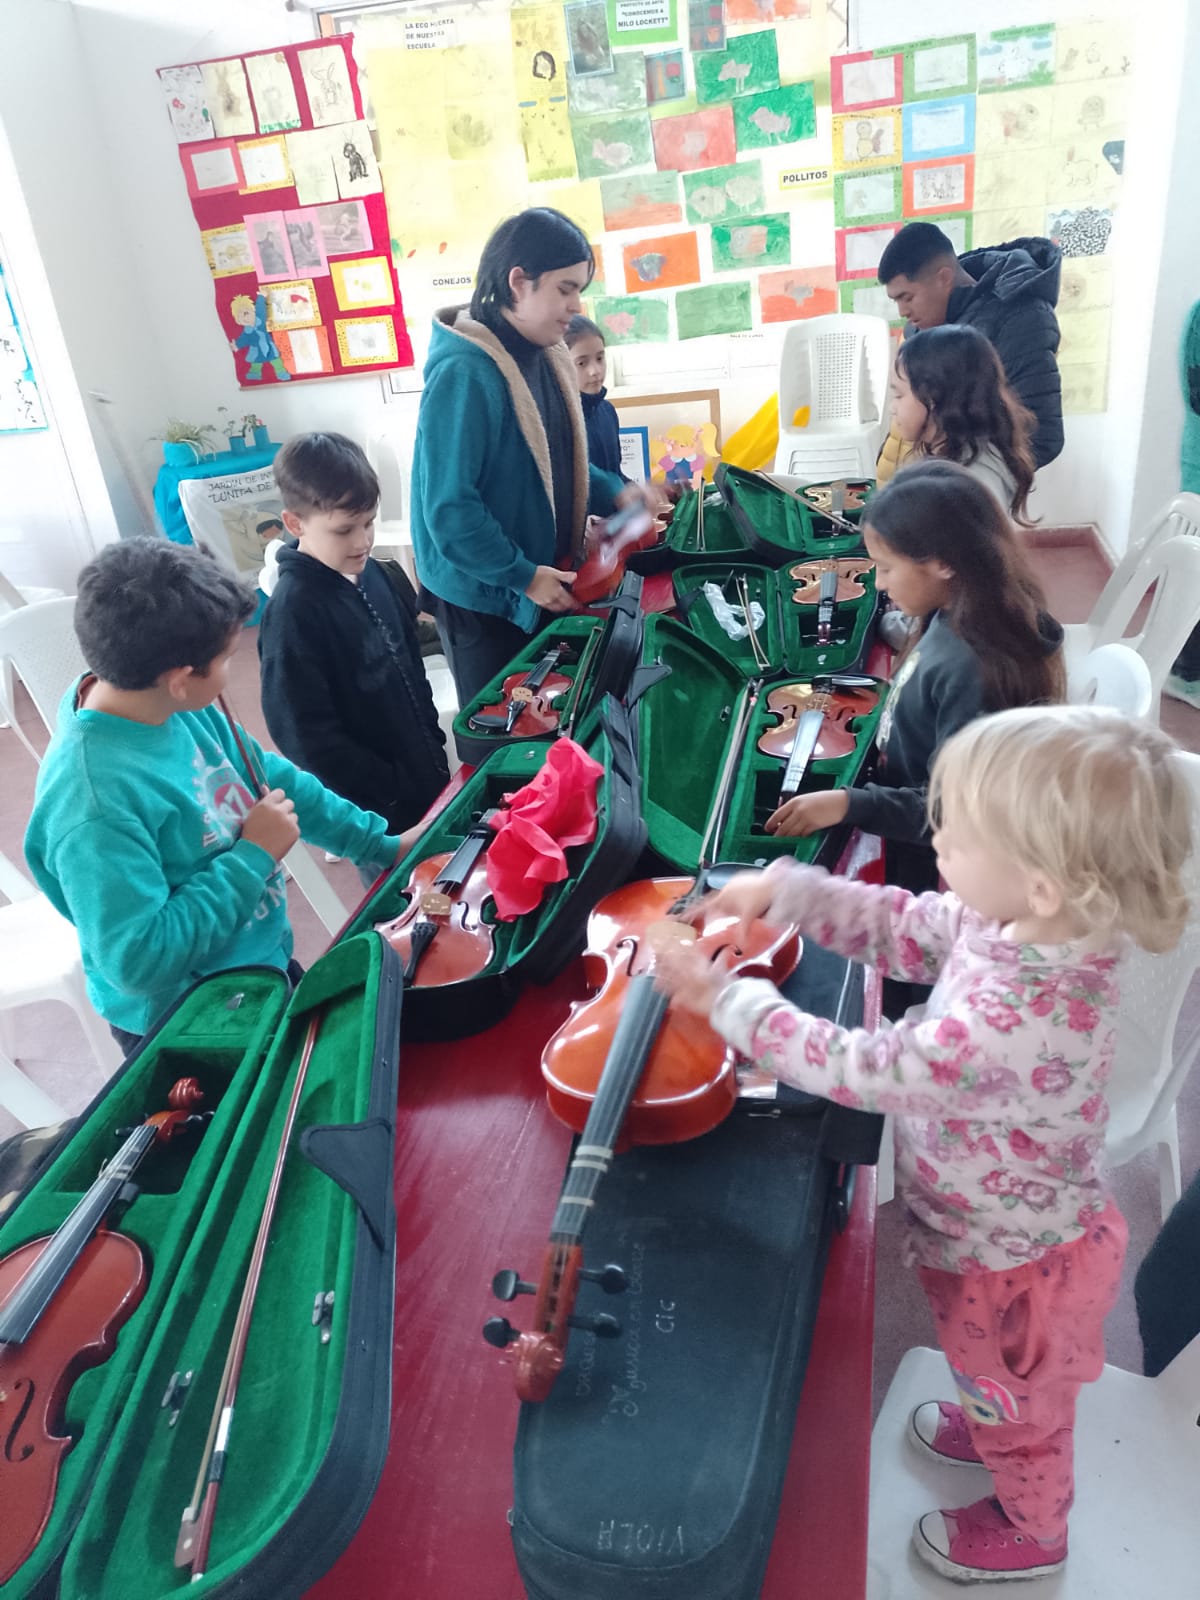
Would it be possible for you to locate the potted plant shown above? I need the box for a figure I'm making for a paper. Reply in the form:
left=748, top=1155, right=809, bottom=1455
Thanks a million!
left=218, top=406, right=247, bottom=454
left=244, top=413, right=271, bottom=450
left=153, top=419, right=220, bottom=467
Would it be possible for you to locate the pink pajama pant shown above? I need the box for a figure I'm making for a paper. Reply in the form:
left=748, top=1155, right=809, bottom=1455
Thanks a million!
left=918, top=1205, right=1127, bottom=1543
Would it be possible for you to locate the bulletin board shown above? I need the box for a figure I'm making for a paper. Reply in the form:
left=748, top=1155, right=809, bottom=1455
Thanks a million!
left=157, top=35, right=414, bottom=387
left=0, top=255, right=47, bottom=433
left=313, top=5, right=1128, bottom=413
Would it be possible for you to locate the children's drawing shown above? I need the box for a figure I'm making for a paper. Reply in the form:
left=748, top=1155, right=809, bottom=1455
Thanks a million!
left=645, top=50, right=687, bottom=106
left=688, top=0, right=725, bottom=52
left=622, top=231, right=700, bottom=293
left=335, top=316, right=400, bottom=367
left=834, top=168, right=901, bottom=226
left=725, top=0, right=808, bottom=23
left=832, top=110, right=900, bottom=169
left=905, top=36, right=976, bottom=101
left=181, top=141, right=245, bottom=198
left=285, top=129, right=338, bottom=205
left=284, top=210, right=330, bottom=276
left=314, top=200, right=371, bottom=257
left=565, top=1, right=613, bottom=77
left=236, top=135, right=293, bottom=193
left=158, top=65, right=213, bottom=143
left=1047, top=205, right=1113, bottom=258
left=591, top=295, right=670, bottom=344
left=572, top=112, right=653, bottom=179
left=977, top=26, right=1055, bottom=94
left=247, top=212, right=295, bottom=282
left=521, top=100, right=577, bottom=181
left=1051, top=79, right=1128, bottom=144
left=835, top=223, right=901, bottom=281
left=651, top=105, right=736, bottom=172
left=541, top=180, right=605, bottom=239
left=904, top=156, right=973, bottom=216
left=202, top=224, right=255, bottom=278
left=976, top=90, right=1051, bottom=154
left=331, top=255, right=396, bottom=311
left=734, top=84, right=816, bottom=151
left=675, top=281, right=751, bottom=340
left=331, top=121, right=382, bottom=198
left=568, top=52, right=647, bottom=115
left=511, top=6, right=571, bottom=102
left=831, top=52, right=902, bottom=113
left=1059, top=257, right=1113, bottom=314
left=652, top=421, right=720, bottom=484
left=903, top=97, right=976, bottom=162
left=1055, top=22, right=1132, bottom=84
left=600, top=171, right=682, bottom=230
left=229, top=291, right=292, bottom=382
left=277, top=326, right=334, bottom=376
left=299, top=45, right=355, bottom=127
left=682, top=160, right=764, bottom=222
left=921, top=212, right=972, bottom=254
left=446, top=102, right=509, bottom=160
left=0, top=264, right=46, bottom=433
left=201, top=59, right=256, bottom=138
left=759, top=265, right=836, bottom=324
left=245, top=51, right=302, bottom=134
left=263, top=279, right=321, bottom=331
left=972, top=206, right=1041, bottom=249
left=838, top=281, right=896, bottom=321
left=711, top=212, right=790, bottom=272
left=694, top=31, right=779, bottom=105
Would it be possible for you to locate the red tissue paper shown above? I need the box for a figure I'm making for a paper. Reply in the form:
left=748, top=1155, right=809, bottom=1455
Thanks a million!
left=485, top=739, right=605, bottom=921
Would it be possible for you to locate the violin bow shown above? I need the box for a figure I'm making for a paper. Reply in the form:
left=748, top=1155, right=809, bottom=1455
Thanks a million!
left=561, top=622, right=603, bottom=739
left=751, top=471, right=861, bottom=536
left=217, top=693, right=269, bottom=799
left=174, top=1008, right=324, bottom=1580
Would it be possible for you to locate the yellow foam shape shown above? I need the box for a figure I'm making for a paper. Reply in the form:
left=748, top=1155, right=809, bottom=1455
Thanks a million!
left=792, top=405, right=811, bottom=429
left=722, top=394, right=778, bottom=471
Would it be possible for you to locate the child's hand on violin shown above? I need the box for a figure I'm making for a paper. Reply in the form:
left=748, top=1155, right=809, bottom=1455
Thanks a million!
left=652, top=937, right=732, bottom=1019
left=526, top=565, right=578, bottom=613
left=766, top=789, right=849, bottom=838
left=678, top=869, right=777, bottom=944
left=242, top=788, right=300, bottom=860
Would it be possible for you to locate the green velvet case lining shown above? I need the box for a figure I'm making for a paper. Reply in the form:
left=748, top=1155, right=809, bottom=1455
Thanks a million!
left=638, top=616, right=885, bottom=871
left=0, top=970, right=292, bottom=1598
left=450, top=615, right=601, bottom=755
left=718, top=467, right=874, bottom=562
left=672, top=560, right=878, bottom=680
left=664, top=484, right=749, bottom=559
left=60, top=936, right=388, bottom=1600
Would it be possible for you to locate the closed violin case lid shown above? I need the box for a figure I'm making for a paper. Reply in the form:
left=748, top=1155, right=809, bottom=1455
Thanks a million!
left=634, top=614, right=886, bottom=876
left=451, top=573, right=647, bottom=767
left=1, top=936, right=401, bottom=1599
left=715, top=465, right=873, bottom=566
left=672, top=559, right=879, bottom=681
left=342, top=693, right=648, bottom=1043
left=509, top=939, right=876, bottom=1600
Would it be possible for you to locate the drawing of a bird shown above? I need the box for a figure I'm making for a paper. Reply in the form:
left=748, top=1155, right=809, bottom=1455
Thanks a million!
left=718, top=59, right=753, bottom=91
left=725, top=175, right=760, bottom=208
left=629, top=252, right=666, bottom=282
left=750, top=106, right=790, bottom=138
left=688, top=185, right=726, bottom=218
left=604, top=312, right=636, bottom=337
left=593, top=138, right=633, bottom=169
left=680, top=129, right=708, bottom=158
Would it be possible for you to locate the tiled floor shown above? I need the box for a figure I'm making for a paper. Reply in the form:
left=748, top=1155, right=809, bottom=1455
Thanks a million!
left=1, top=536, right=1198, bottom=1417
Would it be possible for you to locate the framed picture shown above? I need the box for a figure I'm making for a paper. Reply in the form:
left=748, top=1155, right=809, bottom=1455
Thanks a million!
left=247, top=211, right=294, bottom=282
left=330, top=255, right=395, bottom=311
left=237, top=134, right=293, bottom=193
left=201, top=223, right=255, bottom=277
left=831, top=51, right=903, bottom=114
left=832, top=109, right=902, bottom=171
left=180, top=139, right=245, bottom=198
left=314, top=199, right=372, bottom=256
left=619, top=424, right=651, bottom=483
left=610, top=388, right=722, bottom=478
left=336, top=315, right=400, bottom=366
left=284, top=209, right=330, bottom=276
left=903, top=155, right=975, bottom=216
left=264, top=278, right=321, bottom=330
left=277, top=325, right=334, bottom=375
left=835, top=222, right=901, bottom=281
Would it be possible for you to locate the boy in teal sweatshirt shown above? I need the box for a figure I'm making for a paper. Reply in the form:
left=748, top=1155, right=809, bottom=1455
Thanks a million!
left=24, top=538, right=401, bottom=1049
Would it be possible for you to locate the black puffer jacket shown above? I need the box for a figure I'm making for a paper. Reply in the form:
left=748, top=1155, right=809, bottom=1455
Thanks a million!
left=259, top=547, right=449, bottom=835
left=950, top=237, right=1064, bottom=469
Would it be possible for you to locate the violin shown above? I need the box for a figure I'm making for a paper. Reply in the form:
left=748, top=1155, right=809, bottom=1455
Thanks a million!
left=484, top=680, right=801, bottom=1401
left=757, top=676, right=880, bottom=801
left=375, top=811, right=498, bottom=987
left=802, top=480, right=869, bottom=519
left=0, top=1078, right=206, bottom=1585
left=573, top=503, right=657, bottom=607
left=468, top=642, right=573, bottom=737
left=789, top=558, right=875, bottom=606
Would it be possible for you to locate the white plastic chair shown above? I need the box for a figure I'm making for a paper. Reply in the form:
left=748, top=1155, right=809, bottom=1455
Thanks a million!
left=0, top=850, right=123, bottom=1127
left=867, top=1334, right=1200, bottom=1598
left=774, top=313, right=891, bottom=482
left=0, top=573, right=66, bottom=731
left=1062, top=493, right=1200, bottom=676
left=0, top=596, right=86, bottom=763
left=1067, top=641, right=1154, bottom=718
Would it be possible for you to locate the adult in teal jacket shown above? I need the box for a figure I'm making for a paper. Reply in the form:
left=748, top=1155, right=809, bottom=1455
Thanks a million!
left=410, top=208, right=644, bottom=702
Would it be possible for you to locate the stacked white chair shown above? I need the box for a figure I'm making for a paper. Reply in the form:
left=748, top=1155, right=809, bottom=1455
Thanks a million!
left=774, top=313, right=892, bottom=483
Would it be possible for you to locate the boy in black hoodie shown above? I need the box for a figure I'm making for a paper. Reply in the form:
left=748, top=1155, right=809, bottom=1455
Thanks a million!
left=258, top=433, right=449, bottom=879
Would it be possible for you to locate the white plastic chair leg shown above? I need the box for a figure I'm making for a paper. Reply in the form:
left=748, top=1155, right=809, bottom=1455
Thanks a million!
left=876, top=1113, right=895, bottom=1206
left=1158, top=1107, right=1183, bottom=1221
left=0, top=656, right=13, bottom=731
left=283, top=843, right=349, bottom=936
left=0, top=1049, right=68, bottom=1128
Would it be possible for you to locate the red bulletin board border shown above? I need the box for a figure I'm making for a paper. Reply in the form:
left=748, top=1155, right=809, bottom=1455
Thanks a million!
left=902, top=154, right=975, bottom=217
left=830, top=51, right=904, bottom=114
left=835, top=221, right=901, bottom=282
left=159, top=35, right=414, bottom=386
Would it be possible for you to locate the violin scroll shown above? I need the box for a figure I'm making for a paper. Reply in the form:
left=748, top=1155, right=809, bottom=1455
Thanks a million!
left=482, top=1244, right=626, bottom=1402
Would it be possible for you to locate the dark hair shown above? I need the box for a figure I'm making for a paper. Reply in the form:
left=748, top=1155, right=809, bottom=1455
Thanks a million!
left=273, top=431, right=379, bottom=516
left=564, top=314, right=605, bottom=348
left=897, top=326, right=1036, bottom=522
left=865, top=460, right=1064, bottom=712
left=470, top=209, right=594, bottom=326
left=532, top=49, right=556, bottom=77
left=877, top=222, right=957, bottom=285
left=75, top=537, right=254, bottom=690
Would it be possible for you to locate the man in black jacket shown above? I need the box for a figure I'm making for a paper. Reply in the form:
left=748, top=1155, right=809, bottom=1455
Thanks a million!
left=258, top=434, right=450, bottom=872
left=876, top=222, right=1064, bottom=473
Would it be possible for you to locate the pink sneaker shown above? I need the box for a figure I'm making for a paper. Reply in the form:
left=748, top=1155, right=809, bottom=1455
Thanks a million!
left=913, top=1495, right=1067, bottom=1583
left=907, top=1400, right=984, bottom=1466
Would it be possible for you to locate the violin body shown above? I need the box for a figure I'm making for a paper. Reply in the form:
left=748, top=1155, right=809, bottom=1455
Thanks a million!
left=757, top=683, right=880, bottom=762
left=804, top=481, right=870, bottom=516
left=0, top=1232, right=145, bottom=1584
left=573, top=508, right=657, bottom=606
left=376, top=851, right=495, bottom=987
left=789, top=558, right=874, bottom=606
left=471, top=665, right=572, bottom=737
left=541, top=877, right=801, bottom=1145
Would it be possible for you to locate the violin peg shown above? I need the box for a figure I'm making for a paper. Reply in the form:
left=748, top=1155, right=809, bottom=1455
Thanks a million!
left=482, top=1315, right=520, bottom=1349
left=578, top=1262, right=628, bottom=1295
left=491, top=1269, right=536, bottom=1302
left=567, top=1311, right=622, bottom=1339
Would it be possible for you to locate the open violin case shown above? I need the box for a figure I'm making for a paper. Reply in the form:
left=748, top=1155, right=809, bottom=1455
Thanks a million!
left=0, top=932, right=401, bottom=1600
left=672, top=557, right=879, bottom=680
left=343, top=692, right=649, bottom=1042
left=451, top=573, right=647, bottom=767
left=657, top=479, right=752, bottom=563
left=634, top=615, right=886, bottom=872
left=716, top=465, right=874, bottom=566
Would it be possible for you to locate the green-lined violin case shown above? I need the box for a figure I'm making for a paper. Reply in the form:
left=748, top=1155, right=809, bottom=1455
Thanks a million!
left=0, top=933, right=400, bottom=1599
left=716, top=465, right=875, bottom=565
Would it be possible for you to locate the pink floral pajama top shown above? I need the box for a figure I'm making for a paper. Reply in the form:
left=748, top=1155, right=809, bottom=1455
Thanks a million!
left=710, top=862, right=1122, bottom=1274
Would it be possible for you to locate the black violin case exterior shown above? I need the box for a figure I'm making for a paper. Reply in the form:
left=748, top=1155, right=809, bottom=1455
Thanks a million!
left=509, top=939, right=881, bottom=1600
left=0, top=934, right=400, bottom=1599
